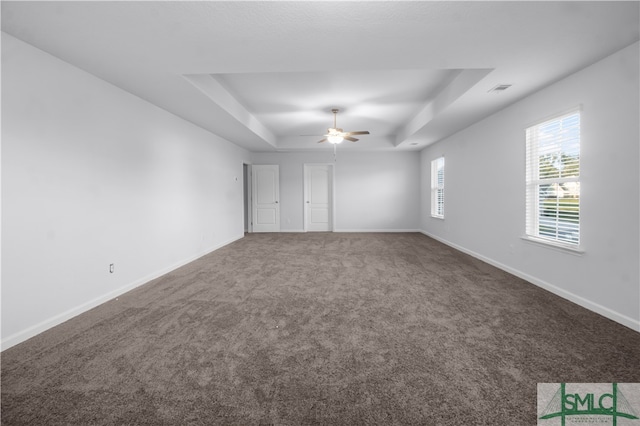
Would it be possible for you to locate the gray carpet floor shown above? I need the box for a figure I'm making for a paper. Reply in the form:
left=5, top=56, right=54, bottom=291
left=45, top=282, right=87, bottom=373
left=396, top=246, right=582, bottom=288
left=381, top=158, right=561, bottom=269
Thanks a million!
left=2, top=232, right=639, bottom=425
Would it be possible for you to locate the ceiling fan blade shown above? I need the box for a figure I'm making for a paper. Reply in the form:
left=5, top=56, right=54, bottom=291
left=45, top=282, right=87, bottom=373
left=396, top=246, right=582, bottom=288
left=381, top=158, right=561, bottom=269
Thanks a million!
left=344, top=136, right=359, bottom=142
left=344, top=131, right=370, bottom=136
left=317, top=138, right=327, bottom=144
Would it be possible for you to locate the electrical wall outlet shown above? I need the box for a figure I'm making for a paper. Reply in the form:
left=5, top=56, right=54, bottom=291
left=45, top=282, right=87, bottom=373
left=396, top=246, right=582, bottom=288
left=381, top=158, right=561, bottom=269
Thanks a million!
left=109, top=263, right=114, bottom=273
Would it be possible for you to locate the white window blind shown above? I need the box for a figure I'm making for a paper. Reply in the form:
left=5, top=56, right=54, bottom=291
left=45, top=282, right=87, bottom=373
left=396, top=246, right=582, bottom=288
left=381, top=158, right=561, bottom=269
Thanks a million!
left=525, top=110, right=580, bottom=246
left=431, top=157, right=445, bottom=218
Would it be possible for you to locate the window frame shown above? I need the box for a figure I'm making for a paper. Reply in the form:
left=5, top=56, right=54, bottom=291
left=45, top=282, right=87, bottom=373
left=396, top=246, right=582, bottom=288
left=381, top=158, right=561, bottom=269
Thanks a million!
left=430, top=156, right=445, bottom=219
left=524, top=108, right=583, bottom=253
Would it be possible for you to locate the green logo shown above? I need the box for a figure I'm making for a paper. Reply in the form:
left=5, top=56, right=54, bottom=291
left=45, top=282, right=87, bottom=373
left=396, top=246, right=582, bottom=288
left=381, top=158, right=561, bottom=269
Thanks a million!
left=539, top=383, right=639, bottom=425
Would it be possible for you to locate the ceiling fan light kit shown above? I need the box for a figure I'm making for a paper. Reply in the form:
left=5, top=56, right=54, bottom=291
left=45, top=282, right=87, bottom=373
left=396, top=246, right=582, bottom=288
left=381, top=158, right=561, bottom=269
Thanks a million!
left=327, top=134, right=344, bottom=144
left=317, top=108, right=370, bottom=145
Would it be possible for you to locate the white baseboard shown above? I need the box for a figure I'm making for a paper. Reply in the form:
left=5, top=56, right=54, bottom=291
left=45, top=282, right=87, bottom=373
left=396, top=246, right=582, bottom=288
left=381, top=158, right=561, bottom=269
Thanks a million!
left=1, top=234, right=245, bottom=351
left=334, top=229, right=420, bottom=233
left=419, top=230, right=640, bottom=333
left=252, top=229, right=420, bottom=233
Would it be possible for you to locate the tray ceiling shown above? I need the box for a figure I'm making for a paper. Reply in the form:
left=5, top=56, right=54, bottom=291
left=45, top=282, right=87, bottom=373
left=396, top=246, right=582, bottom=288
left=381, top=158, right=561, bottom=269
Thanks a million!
left=2, top=1, right=638, bottom=151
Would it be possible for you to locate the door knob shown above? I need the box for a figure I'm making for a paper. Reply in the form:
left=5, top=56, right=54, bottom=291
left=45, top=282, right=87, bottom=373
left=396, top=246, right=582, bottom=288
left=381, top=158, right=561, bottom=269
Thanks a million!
left=306, top=201, right=310, bottom=203
left=275, top=201, right=278, bottom=203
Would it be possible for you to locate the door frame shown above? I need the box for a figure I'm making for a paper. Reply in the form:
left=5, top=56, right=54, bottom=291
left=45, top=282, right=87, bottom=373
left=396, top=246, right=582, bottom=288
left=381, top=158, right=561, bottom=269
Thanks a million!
left=243, top=162, right=252, bottom=233
left=303, top=163, right=335, bottom=232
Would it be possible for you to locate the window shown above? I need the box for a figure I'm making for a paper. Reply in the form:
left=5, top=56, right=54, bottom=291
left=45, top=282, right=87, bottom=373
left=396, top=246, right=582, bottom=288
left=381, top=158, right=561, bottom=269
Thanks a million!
left=431, top=157, right=445, bottom=218
left=525, top=110, right=580, bottom=247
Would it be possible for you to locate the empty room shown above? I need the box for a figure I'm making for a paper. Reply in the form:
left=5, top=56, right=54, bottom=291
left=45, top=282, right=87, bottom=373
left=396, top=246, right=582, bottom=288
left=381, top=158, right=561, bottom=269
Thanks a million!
left=2, top=2, right=639, bottom=425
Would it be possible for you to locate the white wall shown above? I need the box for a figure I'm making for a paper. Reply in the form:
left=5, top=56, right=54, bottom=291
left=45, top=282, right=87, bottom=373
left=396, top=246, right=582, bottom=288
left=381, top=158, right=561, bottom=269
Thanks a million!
left=1, top=33, right=250, bottom=349
left=251, top=151, right=420, bottom=232
left=420, top=42, right=640, bottom=331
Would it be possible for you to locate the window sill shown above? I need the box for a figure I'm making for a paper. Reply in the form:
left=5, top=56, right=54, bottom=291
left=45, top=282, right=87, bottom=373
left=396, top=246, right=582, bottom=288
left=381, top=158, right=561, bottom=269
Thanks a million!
left=520, top=235, right=584, bottom=256
left=431, top=215, right=445, bottom=220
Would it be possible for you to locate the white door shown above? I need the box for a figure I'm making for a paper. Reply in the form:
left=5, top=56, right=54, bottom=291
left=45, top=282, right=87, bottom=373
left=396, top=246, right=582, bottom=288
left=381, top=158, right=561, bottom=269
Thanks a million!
left=243, top=163, right=252, bottom=233
left=304, top=164, right=332, bottom=232
left=252, top=165, right=280, bottom=232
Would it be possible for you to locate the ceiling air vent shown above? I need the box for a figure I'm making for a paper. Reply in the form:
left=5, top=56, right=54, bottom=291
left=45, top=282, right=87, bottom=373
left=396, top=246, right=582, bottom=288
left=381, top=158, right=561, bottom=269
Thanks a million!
left=489, top=84, right=512, bottom=93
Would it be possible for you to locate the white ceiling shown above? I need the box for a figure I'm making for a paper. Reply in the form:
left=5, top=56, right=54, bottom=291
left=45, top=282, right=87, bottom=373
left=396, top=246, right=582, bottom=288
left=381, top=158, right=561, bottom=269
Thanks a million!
left=2, top=1, right=639, bottom=152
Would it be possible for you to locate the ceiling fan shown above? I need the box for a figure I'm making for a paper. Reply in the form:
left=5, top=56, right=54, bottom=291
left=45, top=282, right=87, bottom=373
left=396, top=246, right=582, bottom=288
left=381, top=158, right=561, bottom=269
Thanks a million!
left=317, top=109, right=370, bottom=144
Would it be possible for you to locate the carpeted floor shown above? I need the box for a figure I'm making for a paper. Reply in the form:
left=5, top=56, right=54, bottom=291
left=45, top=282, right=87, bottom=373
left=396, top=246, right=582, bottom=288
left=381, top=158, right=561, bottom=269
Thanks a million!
left=2, top=232, right=639, bottom=425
